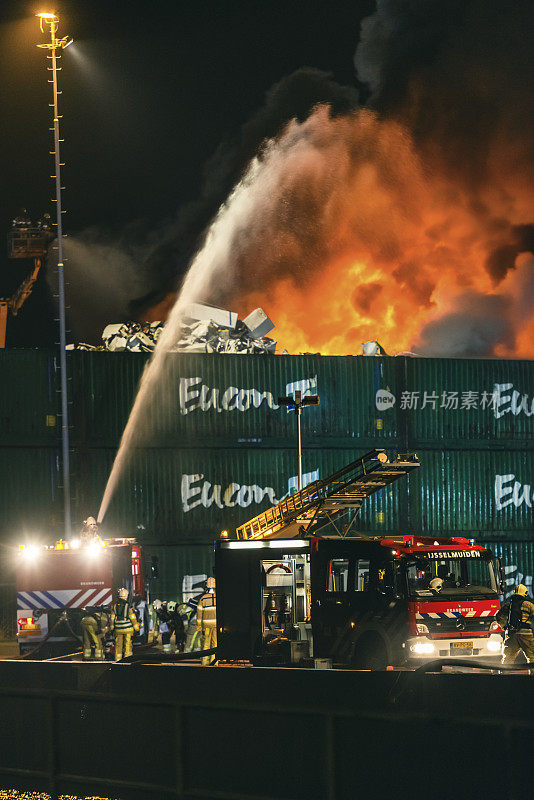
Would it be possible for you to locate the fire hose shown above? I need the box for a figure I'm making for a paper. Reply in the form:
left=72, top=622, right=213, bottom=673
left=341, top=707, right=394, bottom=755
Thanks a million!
left=18, top=610, right=83, bottom=659
left=121, top=647, right=218, bottom=664
left=414, top=658, right=534, bottom=673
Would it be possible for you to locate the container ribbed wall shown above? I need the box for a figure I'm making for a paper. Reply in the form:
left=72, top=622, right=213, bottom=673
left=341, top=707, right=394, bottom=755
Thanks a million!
left=0, top=350, right=532, bottom=582
left=411, top=450, right=534, bottom=537
left=0, top=351, right=58, bottom=446
left=401, top=357, right=534, bottom=447
left=68, top=352, right=400, bottom=449
left=70, top=447, right=405, bottom=543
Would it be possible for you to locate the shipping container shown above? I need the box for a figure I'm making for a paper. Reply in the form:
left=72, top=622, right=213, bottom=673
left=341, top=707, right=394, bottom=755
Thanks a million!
left=0, top=350, right=58, bottom=446
left=71, top=446, right=406, bottom=543
left=479, top=540, right=534, bottom=598
left=67, top=444, right=533, bottom=545
left=68, top=351, right=400, bottom=449
left=410, top=449, right=534, bottom=537
left=68, top=352, right=534, bottom=450
left=142, top=543, right=214, bottom=602
left=0, top=351, right=532, bottom=546
left=0, top=447, right=61, bottom=537
left=401, top=357, right=534, bottom=447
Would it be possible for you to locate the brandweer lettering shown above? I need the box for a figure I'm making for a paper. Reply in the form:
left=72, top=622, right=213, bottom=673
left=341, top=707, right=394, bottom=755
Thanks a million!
left=495, top=474, right=533, bottom=510
left=180, top=377, right=279, bottom=415
left=182, top=474, right=286, bottom=513
left=494, top=383, right=534, bottom=420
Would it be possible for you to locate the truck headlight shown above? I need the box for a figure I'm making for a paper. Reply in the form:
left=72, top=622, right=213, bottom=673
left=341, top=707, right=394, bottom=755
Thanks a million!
left=487, top=639, right=502, bottom=652
left=490, top=620, right=503, bottom=632
left=411, top=640, right=435, bottom=655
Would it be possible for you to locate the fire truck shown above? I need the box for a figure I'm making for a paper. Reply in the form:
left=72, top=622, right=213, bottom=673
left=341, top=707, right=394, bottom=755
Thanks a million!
left=215, top=450, right=506, bottom=668
left=16, top=537, right=148, bottom=658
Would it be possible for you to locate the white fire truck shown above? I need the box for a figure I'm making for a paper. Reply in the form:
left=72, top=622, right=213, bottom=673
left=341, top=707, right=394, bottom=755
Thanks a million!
left=215, top=450, right=506, bottom=668
left=16, top=537, right=148, bottom=658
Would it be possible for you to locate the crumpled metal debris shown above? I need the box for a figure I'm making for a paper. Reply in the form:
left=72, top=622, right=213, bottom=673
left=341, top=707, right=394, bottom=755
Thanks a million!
left=70, top=306, right=277, bottom=354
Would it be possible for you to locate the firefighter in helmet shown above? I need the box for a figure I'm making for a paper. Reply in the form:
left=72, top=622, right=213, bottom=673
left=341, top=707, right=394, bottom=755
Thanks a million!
left=153, top=599, right=173, bottom=654
left=81, top=516, right=101, bottom=545
left=197, top=577, right=217, bottom=666
left=496, top=584, right=534, bottom=664
left=110, top=588, right=139, bottom=661
left=81, top=609, right=110, bottom=660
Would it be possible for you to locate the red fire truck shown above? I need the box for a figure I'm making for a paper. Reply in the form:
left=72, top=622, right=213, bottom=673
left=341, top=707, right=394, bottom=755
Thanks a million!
left=215, top=450, right=506, bottom=668
left=16, top=538, right=148, bottom=658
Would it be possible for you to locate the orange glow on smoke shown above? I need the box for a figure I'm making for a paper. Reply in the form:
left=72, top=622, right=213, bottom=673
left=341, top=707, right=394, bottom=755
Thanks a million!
left=145, top=108, right=534, bottom=358
left=235, top=110, right=534, bottom=357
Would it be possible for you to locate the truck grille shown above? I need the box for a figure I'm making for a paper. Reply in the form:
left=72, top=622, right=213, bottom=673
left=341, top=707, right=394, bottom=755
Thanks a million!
left=425, top=616, right=493, bottom=634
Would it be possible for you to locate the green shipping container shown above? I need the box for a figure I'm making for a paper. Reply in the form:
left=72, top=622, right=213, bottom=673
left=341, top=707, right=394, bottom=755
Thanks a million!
left=68, top=445, right=534, bottom=544
left=67, top=352, right=534, bottom=450
left=0, top=350, right=58, bottom=446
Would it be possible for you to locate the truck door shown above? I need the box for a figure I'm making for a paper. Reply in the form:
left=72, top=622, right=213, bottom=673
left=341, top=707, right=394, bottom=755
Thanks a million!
left=311, top=545, right=353, bottom=657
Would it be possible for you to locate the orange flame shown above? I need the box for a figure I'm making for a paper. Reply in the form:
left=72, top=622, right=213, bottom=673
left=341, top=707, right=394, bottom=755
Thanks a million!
left=234, top=109, right=534, bottom=357
left=146, top=108, right=534, bottom=358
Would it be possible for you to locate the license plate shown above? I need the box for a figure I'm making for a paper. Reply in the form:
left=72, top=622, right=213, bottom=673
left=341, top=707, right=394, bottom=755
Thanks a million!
left=451, top=641, right=473, bottom=650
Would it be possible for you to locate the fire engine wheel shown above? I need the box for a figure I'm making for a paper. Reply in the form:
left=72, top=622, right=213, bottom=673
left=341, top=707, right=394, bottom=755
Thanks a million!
left=353, top=635, right=388, bottom=671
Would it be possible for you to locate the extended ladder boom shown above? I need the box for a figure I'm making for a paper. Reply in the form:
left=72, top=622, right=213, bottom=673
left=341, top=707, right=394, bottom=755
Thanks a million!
left=236, top=449, right=420, bottom=540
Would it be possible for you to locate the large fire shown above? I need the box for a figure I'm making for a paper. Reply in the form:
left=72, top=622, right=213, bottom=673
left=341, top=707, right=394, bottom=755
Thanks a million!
left=144, top=105, right=534, bottom=359
left=230, top=108, right=534, bottom=358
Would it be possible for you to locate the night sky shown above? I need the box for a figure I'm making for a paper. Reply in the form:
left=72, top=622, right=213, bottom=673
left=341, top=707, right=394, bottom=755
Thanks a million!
left=1, top=0, right=372, bottom=346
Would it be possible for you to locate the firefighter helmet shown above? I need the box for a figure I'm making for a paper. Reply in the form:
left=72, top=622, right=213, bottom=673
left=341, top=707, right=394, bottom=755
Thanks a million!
left=118, top=587, right=129, bottom=601
left=429, top=577, right=443, bottom=593
left=516, top=584, right=528, bottom=596
left=84, top=516, right=98, bottom=530
left=206, top=577, right=216, bottom=589
left=153, top=599, right=162, bottom=611
left=167, top=600, right=176, bottom=612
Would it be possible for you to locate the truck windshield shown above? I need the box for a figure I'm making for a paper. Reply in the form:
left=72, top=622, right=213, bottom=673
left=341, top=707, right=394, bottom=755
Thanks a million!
left=406, top=555, right=498, bottom=599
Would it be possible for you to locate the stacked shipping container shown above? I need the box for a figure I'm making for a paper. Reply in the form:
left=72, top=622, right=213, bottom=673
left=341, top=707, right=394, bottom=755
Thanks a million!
left=0, top=350, right=532, bottom=602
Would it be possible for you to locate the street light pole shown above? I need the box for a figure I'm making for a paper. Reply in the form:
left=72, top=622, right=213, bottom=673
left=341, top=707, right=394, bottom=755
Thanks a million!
left=278, top=390, right=320, bottom=491
left=37, top=13, right=73, bottom=538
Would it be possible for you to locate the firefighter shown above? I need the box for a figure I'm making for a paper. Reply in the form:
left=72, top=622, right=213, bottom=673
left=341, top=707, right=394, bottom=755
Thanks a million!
left=110, top=588, right=139, bottom=661
left=180, top=601, right=201, bottom=652
left=153, top=599, right=173, bottom=654
left=197, top=577, right=217, bottom=666
left=80, top=516, right=102, bottom=545
left=167, top=600, right=186, bottom=653
left=497, top=584, right=534, bottom=664
left=81, top=609, right=109, bottom=660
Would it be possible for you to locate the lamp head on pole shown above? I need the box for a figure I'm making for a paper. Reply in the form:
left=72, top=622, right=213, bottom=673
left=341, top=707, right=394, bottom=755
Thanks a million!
left=36, top=11, right=58, bottom=31
left=36, top=12, right=72, bottom=49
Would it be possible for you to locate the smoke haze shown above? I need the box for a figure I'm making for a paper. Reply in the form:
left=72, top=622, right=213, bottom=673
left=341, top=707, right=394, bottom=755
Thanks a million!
left=67, top=0, right=534, bottom=359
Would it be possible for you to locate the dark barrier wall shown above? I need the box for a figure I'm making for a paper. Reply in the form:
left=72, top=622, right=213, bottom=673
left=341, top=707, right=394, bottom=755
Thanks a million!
left=0, top=350, right=532, bottom=594
left=0, top=661, right=533, bottom=800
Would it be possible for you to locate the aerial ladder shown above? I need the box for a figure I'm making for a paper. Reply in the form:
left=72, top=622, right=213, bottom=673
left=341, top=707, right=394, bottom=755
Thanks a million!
left=236, top=449, right=420, bottom=540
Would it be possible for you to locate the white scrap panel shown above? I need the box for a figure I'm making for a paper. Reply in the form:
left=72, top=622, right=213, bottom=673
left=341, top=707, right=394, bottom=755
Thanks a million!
left=102, top=323, right=123, bottom=341
left=183, top=303, right=238, bottom=329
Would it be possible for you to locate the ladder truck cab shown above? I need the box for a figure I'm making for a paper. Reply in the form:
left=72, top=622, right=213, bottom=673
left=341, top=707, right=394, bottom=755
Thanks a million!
left=16, top=537, right=148, bottom=658
left=215, top=450, right=506, bottom=669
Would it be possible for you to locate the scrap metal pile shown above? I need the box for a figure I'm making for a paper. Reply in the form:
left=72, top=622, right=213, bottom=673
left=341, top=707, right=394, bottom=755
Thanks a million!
left=68, top=304, right=277, bottom=354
